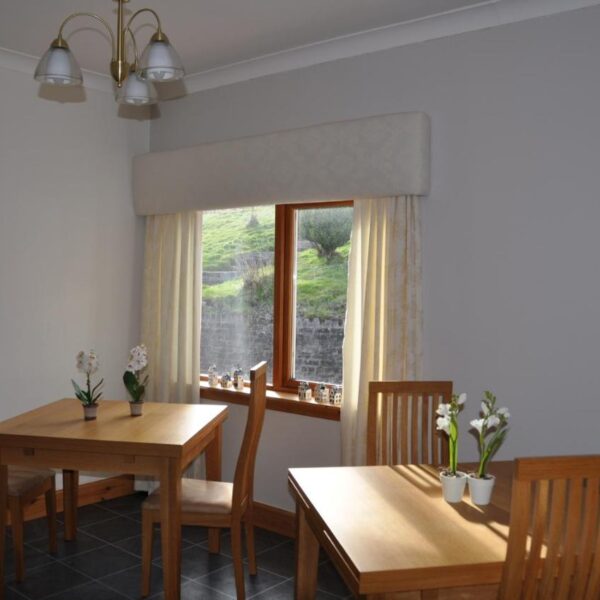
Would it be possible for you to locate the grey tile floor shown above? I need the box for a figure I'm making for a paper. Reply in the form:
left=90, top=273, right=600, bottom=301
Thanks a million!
left=4, top=493, right=351, bottom=600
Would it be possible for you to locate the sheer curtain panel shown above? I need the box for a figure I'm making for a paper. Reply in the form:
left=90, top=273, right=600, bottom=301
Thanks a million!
left=141, top=211, right=202, bottom=406
left=341, top=196, right=423, bottom=466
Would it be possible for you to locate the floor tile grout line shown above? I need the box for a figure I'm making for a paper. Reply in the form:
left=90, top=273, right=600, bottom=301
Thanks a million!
left=181, top=580, right=237, bottom=600
left=246, top=575, right=293, bottom=599
left=41, top=577, right=129, bottom=600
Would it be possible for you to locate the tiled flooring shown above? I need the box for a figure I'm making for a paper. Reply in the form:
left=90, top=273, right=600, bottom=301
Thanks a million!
left=4, top=493, right=351, bottom=600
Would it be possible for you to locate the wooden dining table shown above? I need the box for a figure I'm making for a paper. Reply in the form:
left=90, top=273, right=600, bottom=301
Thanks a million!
left=0, top=398, right=229, bottom=600
left=289, top=461, right=513, bottom=599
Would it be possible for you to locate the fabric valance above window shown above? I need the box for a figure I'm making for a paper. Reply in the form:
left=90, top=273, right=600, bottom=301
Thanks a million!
left=133, top=112, right=430, bottom=216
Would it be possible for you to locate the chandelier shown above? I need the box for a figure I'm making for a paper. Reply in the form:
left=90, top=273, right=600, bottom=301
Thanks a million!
left=33, top=0, right=185, bottom=106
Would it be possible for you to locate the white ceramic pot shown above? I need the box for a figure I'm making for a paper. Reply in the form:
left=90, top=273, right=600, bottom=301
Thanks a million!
left=130, top=402, right=144, bottom=417
left=439, top=471, right=467, bottom=503
left=83, top=404, right=98, bottom=420
left=467, top=473, right=496, bottom=506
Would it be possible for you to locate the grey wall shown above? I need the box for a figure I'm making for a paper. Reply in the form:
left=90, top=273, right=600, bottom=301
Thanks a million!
left=151, top=6, right=600, bottom=509
left=0, top=66, right=148, bottom=483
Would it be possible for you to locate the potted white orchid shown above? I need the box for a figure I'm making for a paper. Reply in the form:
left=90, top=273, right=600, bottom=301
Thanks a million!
left=123, top=344, right=149, bottom=416
left=468, top=391, right=510, bottom=505
left=71, top=350, right=103, bottom=420
left=436, top=393, right=467, bottom=503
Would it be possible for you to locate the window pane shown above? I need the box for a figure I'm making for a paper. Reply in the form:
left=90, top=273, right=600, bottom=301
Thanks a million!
left=293, top=205, right=353, bottom=385
left=201, top=206, right=275, bottom=381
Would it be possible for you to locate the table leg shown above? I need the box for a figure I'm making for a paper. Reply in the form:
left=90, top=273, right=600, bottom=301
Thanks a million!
left=295, top=500, right=319, bottom=600
left=0, top=463, right=7, bottom=599
left=63, top=470, right=79, bottom=541
left=160, top=458, right=182, bottom=600
left=205, top=425, right=222, bottom=553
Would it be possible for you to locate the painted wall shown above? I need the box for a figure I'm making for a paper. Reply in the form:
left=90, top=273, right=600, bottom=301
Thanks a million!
left=0, top=65, right=149, bottom=483
left=151, top=6, right=600, bottom=510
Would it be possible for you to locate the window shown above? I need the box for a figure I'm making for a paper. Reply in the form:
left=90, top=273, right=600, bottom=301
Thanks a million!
left=201, top=201, right=352, bottom=391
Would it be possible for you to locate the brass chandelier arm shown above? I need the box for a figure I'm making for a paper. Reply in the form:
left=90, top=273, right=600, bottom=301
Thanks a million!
left=56, top=12, right=116, bottom=57
left=126, top=8, right=163, bottom=36
left=125, top=27, right=139, bottom=69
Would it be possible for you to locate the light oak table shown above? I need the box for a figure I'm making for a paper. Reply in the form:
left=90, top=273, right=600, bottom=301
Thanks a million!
left=289, top=462, right=512, bottom=599
left=0, top=399, right=229, bottom=600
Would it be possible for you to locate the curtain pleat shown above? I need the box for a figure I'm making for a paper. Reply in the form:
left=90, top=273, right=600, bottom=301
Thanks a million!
left=141, top=211, right=203, bottom=476
left=341, top=196, right=422, bottom=466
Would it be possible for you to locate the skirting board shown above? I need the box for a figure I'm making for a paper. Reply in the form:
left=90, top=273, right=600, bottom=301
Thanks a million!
left=10, top=474, right=135, bottom=524
left=253, top=501, right=295, bottom=538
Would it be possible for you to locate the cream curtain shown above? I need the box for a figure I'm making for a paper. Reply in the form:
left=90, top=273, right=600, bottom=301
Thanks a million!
left=341, top=196, right=423, bottom=466
left=141, top=211, right=202, bottom=406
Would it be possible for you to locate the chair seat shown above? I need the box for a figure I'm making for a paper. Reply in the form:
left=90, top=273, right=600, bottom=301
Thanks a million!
left=143, top=478, right=233, bottom=515
left=7, top=467, right=55, bottom=497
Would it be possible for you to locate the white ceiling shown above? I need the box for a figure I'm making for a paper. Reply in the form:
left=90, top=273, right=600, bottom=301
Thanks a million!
left=0, top=0, right=491, bottom=76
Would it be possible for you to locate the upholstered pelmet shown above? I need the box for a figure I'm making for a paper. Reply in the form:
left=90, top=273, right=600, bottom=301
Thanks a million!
left=133, top=112, right=430, bottom=215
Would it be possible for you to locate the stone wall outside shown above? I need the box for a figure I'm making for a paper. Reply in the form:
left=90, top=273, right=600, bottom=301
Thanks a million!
left=200, top=304, right=344, bottom=384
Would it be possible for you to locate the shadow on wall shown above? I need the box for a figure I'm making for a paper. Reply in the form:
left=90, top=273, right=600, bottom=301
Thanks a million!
left=155, top=78, right=187, bottom=102
left=36, top=83, right=157, bottom=121
left=38, top=84, right=86, bottom=103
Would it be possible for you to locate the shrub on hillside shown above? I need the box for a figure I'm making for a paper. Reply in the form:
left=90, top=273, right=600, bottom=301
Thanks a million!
left=300, top=208, right=352, bottom=261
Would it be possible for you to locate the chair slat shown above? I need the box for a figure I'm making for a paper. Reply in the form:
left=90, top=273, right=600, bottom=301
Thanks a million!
left=522, top=479, right=549, bottom=598
left=421, top=395, right=429, bottom=464
left=380, top=394, right=388, bottom=466
left=500, top=478, right=532, bottom=598
left=583, top=512, right=600, bottom=600
left=554, top=478, right=584, bottom=599
left=366, top=385, right=378, bottom=466
left=439, top=394, right=449, bottom=467
left=571, top=477, right=599, bottom=598
left=391, top=394, right=399, bottom=464
left=400, top=394, right=409, bottom=465
left=410, top=395, right=419, bottom=463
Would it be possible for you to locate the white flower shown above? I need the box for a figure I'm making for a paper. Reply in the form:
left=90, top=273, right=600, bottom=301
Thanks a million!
left=436, top=403, right=451, bottom=418
left=456, top=393, right=467, bottom=405
left=436, top=416, right=451, bottom=434
left=470, top=418, right=485, bottom=434
left=497, top=407, right=510, bottom=419
left=487, top=414, right=501, bottom=429
left=76, top=350, right=99, bottom=376
left=481, top=401, right=490, bottom=415
left=76, top=351, right=86, bottom=373
left=127, top=344, right=148, bottom=373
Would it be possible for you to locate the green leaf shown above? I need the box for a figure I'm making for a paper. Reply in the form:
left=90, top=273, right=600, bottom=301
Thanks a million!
left=91, top=378, right=104, bottom=395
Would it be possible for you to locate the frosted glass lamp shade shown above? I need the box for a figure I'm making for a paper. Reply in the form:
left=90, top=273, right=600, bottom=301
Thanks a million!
left=117, top=71, right=157, bottom=105
left=34, top=43, right=82, bottom=86
left=139, top=36, right=184, bottom=82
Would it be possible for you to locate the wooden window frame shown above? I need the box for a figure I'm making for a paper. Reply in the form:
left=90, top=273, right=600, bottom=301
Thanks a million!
left=199, top=199, right=352, bottom=419
left=272, top=200, right=353, bottom=393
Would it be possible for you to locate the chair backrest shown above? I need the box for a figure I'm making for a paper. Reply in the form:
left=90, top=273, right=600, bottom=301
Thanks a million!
left=232, top=361, right=268, bottom=518
left=366, top=381, right=452, bottom=466
left=499, top=455, right=600, bottom=600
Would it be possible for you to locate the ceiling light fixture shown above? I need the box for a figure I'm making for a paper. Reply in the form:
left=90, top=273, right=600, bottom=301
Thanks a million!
left=34, top=0, right=184, bottom=106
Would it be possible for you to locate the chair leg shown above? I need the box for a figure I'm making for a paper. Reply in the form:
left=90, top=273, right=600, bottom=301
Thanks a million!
left=230, top=521, right=246, bottom=600
left=45, top=477, right=58, bottom=554
left=141, top=509, right=154, bottom=598
left=9, top=497, right=25, bottom=583
left=245, top=519, right=257, bottom=576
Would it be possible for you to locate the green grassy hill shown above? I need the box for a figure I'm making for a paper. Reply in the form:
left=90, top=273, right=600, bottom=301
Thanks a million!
left=202, top=207, right=351, bottom=319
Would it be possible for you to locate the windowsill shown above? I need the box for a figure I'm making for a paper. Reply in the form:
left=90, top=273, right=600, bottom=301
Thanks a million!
left=199, top=381, right=340, bottom=421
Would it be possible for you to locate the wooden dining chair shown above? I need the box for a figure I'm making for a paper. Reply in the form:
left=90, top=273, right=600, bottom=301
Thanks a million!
left=141, top=361, right=268, bottom=600
left=7, top=467, right=58, bottom=582
left=366, top=381, right=453, bottom=466
left=499, top=455, right=600, bottom=600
